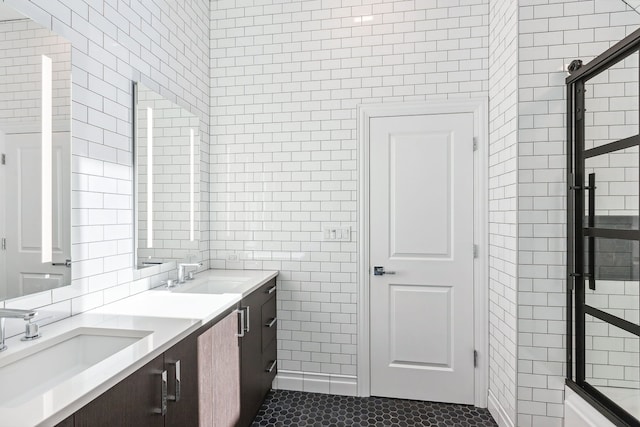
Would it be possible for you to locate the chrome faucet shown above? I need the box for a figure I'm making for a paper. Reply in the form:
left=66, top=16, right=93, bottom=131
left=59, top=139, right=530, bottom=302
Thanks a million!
left=177, top=262, right=202, bottom=283
left=0, top=308, right=37, bottom=352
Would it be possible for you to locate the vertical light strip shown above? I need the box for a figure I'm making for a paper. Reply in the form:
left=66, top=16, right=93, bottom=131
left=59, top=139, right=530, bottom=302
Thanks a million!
left=189, top=128, right=195, bottom=241
left=147, top=107, right=153, bottom=248
left=41, top=55, right=52, bottom=263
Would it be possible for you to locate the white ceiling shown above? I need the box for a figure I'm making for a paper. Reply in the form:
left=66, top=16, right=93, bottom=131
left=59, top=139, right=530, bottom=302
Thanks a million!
left=0, top=4, right=26, bottom=22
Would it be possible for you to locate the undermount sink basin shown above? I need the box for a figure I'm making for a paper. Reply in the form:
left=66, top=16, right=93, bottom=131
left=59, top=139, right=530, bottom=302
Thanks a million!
left=175, top=277, right=249, bottom=295
left=0, top=327, right=151, bottom=407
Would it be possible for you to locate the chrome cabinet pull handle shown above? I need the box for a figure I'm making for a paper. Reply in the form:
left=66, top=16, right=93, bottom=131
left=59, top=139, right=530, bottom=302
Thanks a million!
left=267, top=285, right=277, bottom=294
left=245, top=306, right=250, bottom=333
left=168, top=360, right=181, bottom=402
left=236, top=308, right=245, bottom=337
left=154, top=370, right=168, bottom=416
left=265, top=317, right=277, bottom=328
left=265, top=360, right=277, bottom=373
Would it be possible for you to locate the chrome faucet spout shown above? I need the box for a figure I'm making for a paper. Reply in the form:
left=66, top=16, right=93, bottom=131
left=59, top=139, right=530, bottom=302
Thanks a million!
left=177, top=262, right=203, bottom=283
left=0, top=308, right=37, bottom=352
left=0, top=308, right=37, bottom=319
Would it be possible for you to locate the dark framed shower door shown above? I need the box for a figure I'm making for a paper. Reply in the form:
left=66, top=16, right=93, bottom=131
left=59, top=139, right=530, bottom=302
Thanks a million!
left=567, top=27, right=640, bottom=427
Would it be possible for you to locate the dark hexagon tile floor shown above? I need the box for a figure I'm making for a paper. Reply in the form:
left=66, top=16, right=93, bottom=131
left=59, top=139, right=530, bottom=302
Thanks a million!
left=251, top=390, right=497, bottom=426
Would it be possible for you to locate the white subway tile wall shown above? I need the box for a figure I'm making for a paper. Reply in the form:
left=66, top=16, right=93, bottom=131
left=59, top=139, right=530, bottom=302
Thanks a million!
left=518, top=1, right=640, bottom=426
left=488, top=0, right=518, bottom=423
left=0, top=19, right=71, bottom=128
left=1, top=0, right=210, bottom=338
left=209, top=0, right=489, bottom=379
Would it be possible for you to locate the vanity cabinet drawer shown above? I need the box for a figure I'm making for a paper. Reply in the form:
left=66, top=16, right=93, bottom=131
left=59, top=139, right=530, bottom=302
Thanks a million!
left=261, top=289, right=277, bottom=393
left=238, top=277, right=278, bottom=427
left=262, top=339, right=277, bottom=390
left=261, top=293, right=276, bottom=351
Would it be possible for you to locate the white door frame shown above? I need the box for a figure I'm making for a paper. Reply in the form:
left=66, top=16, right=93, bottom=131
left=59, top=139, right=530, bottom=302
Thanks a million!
left=357, top=99, right=489, bottom=407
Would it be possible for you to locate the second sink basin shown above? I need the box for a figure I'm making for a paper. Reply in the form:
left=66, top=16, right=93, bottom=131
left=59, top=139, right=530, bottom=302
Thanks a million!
left=170, top=274, right=251, bottom=295
left=0, top=327, right=151, bottom=407
left=177, top=278, right=248, bottom=294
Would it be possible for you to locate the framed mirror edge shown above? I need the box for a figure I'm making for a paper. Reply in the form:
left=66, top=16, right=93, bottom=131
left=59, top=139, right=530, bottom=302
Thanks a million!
left=0, top=5, right=73, bottom=301
left=131, top=79, right=203, bottom=273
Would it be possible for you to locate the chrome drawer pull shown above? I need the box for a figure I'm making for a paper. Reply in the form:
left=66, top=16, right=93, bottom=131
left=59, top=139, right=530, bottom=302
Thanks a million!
left=168, top=360, right=181, bottom=402
left=267, top=285, right=277, bottom=294
left=236, top=309, right=245, bottom=338
left=265, top=317, right=277, bottom=328
left=266, top=360, right=277, bottom=373
left=154, top=370, right=168, bottom=416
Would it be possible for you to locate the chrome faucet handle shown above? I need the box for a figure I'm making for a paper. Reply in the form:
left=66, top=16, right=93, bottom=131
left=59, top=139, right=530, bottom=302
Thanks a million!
left=23, top=319, right=41, bottom=341
left=22, top=315, right=53, bottom=341
left=162, top=279, right=177, bottom=289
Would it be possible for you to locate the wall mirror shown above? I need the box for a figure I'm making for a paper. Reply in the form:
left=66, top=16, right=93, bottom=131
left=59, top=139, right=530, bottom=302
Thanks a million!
left=133, top=82, right=200, bottom=268
left=0, top=4, right=72, bottom=301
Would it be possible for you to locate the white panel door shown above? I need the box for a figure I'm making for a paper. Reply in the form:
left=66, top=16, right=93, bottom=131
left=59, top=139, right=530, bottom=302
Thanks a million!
left=369, top=112, right=475, bottom=404
left=0, top=131, right=5, bottom=298
left=5, top=131, right=70, bottom=298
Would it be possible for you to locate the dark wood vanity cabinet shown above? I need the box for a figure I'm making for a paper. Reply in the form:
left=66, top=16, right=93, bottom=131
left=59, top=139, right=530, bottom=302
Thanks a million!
left=55, top=415, right=74, bottom=427
left=165, top=332, right=199, bottom=427
left=71, top=334, right=199, bottom=427
left=238, top=278, right=277, bottom=427
left=74, top=353, right=165, bottom=427
left=54, top=278, right=277, bottom=427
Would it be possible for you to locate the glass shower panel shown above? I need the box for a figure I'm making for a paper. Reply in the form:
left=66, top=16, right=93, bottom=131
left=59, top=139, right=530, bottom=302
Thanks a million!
left=585, top=235, right=639, bottom=281
left=584, top=147, right=639, bottom=230
left=586, top=314, right=640, bottom=420
left=584, top=51, right=639, bottom=150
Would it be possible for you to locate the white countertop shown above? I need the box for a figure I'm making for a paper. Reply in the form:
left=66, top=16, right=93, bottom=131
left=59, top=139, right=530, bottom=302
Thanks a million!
left=158, top=268, right=279, bottom=299
left=0, top=269, right=278, bottom=427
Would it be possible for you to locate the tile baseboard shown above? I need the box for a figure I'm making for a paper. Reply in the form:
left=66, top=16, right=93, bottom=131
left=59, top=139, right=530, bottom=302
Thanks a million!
left=273, top=370, right=357, bottom=397
left=487, top=389, right=514, bottom=427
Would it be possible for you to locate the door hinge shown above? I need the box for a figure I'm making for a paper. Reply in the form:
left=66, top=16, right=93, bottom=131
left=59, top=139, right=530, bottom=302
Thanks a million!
left=1, top=238, right=5, bottom=250
left=473, top=244, right=478, bottom=258
left=473, top=137, right=478, bottom=151
left=474, top=350, right=478, bottom=367
left=1, top=154, right=5, bottom=165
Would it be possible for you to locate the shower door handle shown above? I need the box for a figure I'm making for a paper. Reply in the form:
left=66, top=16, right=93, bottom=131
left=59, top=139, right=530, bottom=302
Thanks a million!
left=587, top=173, right=596, bottom=290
